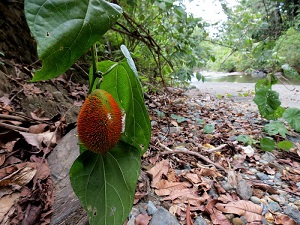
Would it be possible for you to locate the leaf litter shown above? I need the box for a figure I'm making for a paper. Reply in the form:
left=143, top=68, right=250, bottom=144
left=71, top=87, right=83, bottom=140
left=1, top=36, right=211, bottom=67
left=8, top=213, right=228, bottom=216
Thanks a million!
left=132, top=87, right=300, bottom=225
left=1, top=60, right=300, bottom=224
left=0, top=60, right=84, bottom=225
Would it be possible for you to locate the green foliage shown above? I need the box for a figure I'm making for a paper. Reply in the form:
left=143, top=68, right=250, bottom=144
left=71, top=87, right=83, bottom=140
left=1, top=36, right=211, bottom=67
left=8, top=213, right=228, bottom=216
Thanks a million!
left=277, top=140, right=294, bottom=151
left=253, top=77, right=285, bottom=120
left=70, top=142, right=140, bottom=225
left=283, top=108, right=300, bottom=132
left=171, top=114, right=189, bottom=123
left=98, top=0, right=209, bottom=88
left=203, top=124, right=215, bottom=134
left=260, top=137, right=276, bottom=152
left=25, top=0, right=122, bottom=81
left=275, top=28, right=300, bottom=73
left=263, top=121, right=289, bottom=138
left=25, top=1, right=152, bottom=224
left=237, top=135, right=256, bottom=146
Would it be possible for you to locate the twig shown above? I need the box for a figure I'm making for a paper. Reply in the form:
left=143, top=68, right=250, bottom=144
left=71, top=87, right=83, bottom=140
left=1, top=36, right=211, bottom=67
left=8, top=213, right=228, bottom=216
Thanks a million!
left=0, top=122, right=29, bottom=132
left=0, top=114, right=28, bottom=122
left=205, top=144, right=228, bottom=153
left=158, top=143, right=227, bottom=172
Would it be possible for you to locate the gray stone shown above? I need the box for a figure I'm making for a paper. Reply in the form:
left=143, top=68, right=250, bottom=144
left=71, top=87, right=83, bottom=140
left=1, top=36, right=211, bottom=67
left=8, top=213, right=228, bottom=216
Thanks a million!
left=149, top=207, right=180, bottom=225
left=221, top=181, right=233, bottom=191
left=250, top=196, right=261, bottom=204
left=260, top=152, right=276, bottom=163
left=232, top=217, right=245, bottom=225
left=284, top=205, right=300, bottom=224
left=151, top=121, right=158, bottom=127
left=256, top=172, right=270, bottom=181
left=268, top=201, right=281, bottom=212
left=297, top=182, right=300, bottom=191
left=237, top=179, right=252, bottom=200
left=194, top=216, right=207, bottom=225
left=147, top=201, right=158, bottom=215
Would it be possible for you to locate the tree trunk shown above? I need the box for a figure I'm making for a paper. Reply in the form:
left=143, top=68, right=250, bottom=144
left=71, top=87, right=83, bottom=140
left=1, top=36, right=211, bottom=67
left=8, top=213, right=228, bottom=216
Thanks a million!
left=48, top=128, right=89, bottom=225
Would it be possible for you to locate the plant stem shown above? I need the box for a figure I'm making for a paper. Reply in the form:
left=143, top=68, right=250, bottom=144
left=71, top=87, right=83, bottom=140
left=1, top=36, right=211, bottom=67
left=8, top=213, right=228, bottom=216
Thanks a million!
left=89, top=43, right=98, bottom=94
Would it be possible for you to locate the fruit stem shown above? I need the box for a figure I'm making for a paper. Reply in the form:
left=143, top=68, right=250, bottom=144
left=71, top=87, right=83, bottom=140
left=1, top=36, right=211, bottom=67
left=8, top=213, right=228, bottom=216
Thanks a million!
left=89, top=43, right=99, bottom=94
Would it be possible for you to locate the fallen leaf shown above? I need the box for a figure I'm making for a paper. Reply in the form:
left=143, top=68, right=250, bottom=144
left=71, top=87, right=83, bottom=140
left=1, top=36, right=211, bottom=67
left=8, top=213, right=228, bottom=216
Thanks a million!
left=186, top=201, right=194, bottom=225
left=0, top=163, right=37, bottom=188
left=0, top=193, right=21, bottom=222
left=155, top=180, right=192, bottom=196
left=135, top=214, right=151, bottom=225
left=215, top=200, right=263, bottom=222
left=147, top=160, right=170, bottom=188
left=274, top=213, right=297, bottom=225
left=28, top=124, right=48, bottom=134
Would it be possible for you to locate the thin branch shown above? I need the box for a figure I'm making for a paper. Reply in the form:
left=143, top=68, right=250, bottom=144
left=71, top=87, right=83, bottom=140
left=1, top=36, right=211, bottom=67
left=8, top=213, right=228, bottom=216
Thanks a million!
left=0, top=122, right=29, bottom=132
left=158, top=143, right=227, bottom=172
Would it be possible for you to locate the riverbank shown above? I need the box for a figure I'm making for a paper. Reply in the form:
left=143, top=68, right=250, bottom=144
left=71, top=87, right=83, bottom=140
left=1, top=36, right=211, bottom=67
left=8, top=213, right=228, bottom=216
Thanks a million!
left=189, top=81, right=300, bottom=108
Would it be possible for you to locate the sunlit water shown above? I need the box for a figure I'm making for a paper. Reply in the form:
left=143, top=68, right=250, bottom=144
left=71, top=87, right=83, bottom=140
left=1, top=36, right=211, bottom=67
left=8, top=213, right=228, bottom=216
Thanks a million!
left=192, top=71, right=300, bottom=85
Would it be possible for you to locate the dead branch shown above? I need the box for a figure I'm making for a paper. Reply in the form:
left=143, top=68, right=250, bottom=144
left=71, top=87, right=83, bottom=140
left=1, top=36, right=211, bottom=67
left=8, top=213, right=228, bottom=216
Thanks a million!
left=158, top=143, right=227, bottom=172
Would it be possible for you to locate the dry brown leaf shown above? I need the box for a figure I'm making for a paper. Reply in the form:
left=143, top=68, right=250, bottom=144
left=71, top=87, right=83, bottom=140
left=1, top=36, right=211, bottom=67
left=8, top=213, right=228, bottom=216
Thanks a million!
left=198, top=167, right=223, bottom=178
left=19, top=131, right=56, bottom=150
left=215, top=200, right=263, bottom=222
left=0, top=163, right=36, bottom=188
left=0, top=193, right=21, bottom=223
left=28, top=124, right=48, bottom=134
left=264, top=166, right=276, bottom=175
left=186, top=201, right=194, bottom=225
left=135, top=214, right=151, bottom=225
left=205, top=199, right=230, bottom=225
left=227, top=170, right=237, bottom=188
left=147, top=160, right=169, bottom=188
left=162, top=188, right=206, bottom=206
left=0, top=154, right=5, bottom=167
left=274, top=213, right=297, bottom=225
left=155, top=180, right=192, bottom=196
left=183, top=172, right=201, bottom=184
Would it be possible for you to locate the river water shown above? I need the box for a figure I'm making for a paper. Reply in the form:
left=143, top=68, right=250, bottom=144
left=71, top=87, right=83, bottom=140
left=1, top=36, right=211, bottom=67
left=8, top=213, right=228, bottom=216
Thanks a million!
left=192, top=71, right=300, bottom=85
left=189, top=71, right=300, bottom=108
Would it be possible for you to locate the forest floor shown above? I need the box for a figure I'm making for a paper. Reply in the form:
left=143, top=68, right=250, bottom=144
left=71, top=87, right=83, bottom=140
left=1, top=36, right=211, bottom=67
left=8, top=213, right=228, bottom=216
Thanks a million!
left=0, top=58, right=300, bottom=225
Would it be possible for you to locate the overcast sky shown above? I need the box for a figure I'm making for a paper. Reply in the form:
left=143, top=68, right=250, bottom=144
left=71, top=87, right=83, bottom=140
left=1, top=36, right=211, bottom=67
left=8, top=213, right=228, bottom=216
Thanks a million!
left=183, top=0, right=238, bottom=23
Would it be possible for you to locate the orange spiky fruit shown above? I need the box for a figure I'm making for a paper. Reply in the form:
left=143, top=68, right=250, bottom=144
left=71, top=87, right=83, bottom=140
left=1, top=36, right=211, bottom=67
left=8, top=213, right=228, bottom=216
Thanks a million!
left=77, top=89, right=122, bottom=154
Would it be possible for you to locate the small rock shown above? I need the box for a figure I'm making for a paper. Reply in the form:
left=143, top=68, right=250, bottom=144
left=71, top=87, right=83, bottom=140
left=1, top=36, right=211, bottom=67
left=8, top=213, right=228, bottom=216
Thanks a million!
left=151, top=121, right=158, bottom=127
left=284, top=205, right=300, bottom=224
left=250, top=196, right=261, bottom=204
left=149, top=207, right=180, bottom=225
left=221, top=181, right=233, bottom=192
left=237, top=179, right=252, bottom=200
left=232, top=217, right=245, bottom=225
left=260, top=152, right=276, bottom=163
left=297, top=182, right=300, bottom=191
left=147, top=201, right=158, bottom=215
left=268, top=201, right=281, bottom=212
left=194, top=216, right=207, bottom=225
left=256, top=172, right=270, bottom=181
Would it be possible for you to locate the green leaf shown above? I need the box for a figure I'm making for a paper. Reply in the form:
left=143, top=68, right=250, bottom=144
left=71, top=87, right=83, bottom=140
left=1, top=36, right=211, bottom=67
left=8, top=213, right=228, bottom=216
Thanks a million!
left=154, top=109, right=165, bottom=117
left=25, top=0, right=122, bottom=81
left=277, top=140, right=294, bottom=151
left=98, top=60, right=151, bottom=154
left=70, top=142, right=140, bottom=225
left=203, top=124, right=215, bottom=134
left=263, top=121, right=289, bottom=138
left=120, top=45, right=138, bottom=78
left=253, top=88, right=284, bottom=120
left=237, top=134, right=255, bottom=145
left=260, top=137, right=276, bottom=151
left=283, top=108, right=300, bottom=132
left=171, top=114, right=188, bottom=123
